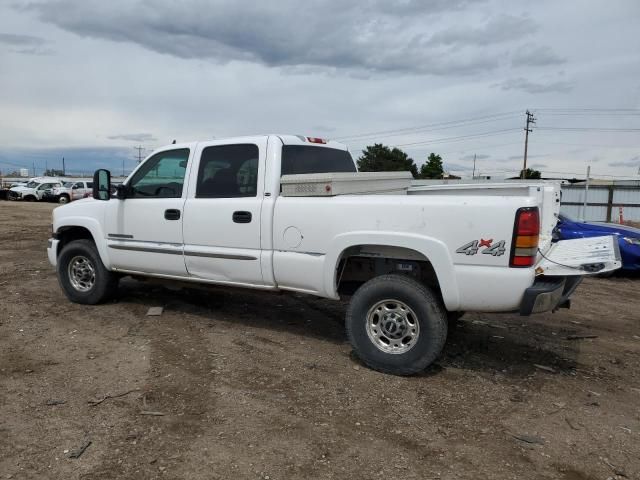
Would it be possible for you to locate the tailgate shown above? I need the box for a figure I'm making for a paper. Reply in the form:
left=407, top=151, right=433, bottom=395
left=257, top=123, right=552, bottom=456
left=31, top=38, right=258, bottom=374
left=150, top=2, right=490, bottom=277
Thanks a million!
left=537, top=236, right=621, bottom=276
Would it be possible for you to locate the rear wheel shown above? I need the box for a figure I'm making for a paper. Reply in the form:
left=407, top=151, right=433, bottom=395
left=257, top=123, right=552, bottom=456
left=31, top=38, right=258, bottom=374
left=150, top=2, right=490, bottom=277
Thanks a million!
left=57, top=239, right=118, bottom=304
left=346, top=274, right=447, bottom=375
left=58, top=194, right=70, bottom=204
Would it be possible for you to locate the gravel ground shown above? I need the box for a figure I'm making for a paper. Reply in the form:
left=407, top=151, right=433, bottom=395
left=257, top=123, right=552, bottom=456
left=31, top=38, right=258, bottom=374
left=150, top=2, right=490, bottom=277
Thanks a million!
left=1, top=201, right=639, bottom=480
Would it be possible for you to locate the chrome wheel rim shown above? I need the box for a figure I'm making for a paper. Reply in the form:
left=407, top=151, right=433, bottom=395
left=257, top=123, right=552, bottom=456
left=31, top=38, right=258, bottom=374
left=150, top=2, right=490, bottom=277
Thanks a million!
left=68, top=255, right=96, bottom=292
left=366, top=299, right=420, bottom=354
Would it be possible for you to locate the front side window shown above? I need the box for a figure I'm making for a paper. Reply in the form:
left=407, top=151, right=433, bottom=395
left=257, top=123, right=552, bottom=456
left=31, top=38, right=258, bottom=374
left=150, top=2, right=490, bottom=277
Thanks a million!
left=128, top=149, right=190, bottom=198
left=196, top=144, right=259, bottom=198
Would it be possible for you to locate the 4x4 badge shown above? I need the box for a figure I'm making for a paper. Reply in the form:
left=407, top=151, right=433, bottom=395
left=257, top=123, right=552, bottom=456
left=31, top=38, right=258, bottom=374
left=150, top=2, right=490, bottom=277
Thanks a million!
left=456, top=239, right=506, bottom=257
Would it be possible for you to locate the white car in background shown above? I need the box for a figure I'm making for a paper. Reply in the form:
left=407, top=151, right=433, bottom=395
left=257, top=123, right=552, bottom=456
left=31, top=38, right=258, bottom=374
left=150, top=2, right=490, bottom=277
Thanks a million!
left=49, top=180, right=94, bottom=204
left=9, top=177, right=63, bottom=201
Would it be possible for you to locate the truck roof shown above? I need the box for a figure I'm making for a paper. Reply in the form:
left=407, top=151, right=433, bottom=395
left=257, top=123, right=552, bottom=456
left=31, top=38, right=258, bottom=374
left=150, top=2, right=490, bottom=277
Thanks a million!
left=150, top=135, right=349, bottom=157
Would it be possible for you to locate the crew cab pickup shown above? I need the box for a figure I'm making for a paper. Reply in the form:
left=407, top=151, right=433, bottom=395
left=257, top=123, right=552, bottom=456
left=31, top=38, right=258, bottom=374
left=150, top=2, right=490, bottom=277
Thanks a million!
left=47, top=135, right=621, bottom=375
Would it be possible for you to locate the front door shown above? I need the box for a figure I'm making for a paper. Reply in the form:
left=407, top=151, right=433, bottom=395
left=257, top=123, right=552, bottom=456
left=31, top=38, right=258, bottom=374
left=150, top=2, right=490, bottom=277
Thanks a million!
left=182, top=138, right=265, bottom=285
left=105, top=147, right=192, bottom=276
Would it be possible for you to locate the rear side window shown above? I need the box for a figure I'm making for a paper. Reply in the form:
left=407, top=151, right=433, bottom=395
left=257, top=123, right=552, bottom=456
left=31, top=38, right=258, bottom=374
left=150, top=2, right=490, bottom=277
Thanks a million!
left=281, top=146, right=356, bottom=175
left=196, top=144, right=259, bottom=198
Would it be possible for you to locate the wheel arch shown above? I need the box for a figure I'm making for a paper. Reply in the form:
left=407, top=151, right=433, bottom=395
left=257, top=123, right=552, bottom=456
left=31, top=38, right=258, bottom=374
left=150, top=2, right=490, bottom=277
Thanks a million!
left=55, top=219, right=112, bottom=269
left=324, top=232, right=460, bottom=310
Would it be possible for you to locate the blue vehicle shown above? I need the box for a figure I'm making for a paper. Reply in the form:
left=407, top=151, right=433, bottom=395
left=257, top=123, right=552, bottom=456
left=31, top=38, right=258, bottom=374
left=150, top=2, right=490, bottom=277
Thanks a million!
left=554, top=213, right=640, bottom=271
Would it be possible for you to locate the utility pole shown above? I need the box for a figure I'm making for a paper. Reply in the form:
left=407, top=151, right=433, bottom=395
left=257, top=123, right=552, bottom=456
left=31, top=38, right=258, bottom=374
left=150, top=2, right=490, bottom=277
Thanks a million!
left=134, top=146, right=145, bottom=164
left=32, top=161, right=36, bottom=177
left=521, top=110, right=536, bottom=179
left=122, top=159, right=125, bottom=177
left=45, top=159, right=48, bottom=176
left=472, top=153, right=477, bottom=180
left=62, top=157, right=66, bottom=176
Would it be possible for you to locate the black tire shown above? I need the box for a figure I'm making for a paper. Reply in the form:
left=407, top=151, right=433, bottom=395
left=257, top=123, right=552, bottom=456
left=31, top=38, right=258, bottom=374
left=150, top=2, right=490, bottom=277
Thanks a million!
left=24, top=195, right=36, bottom=202
left=56, top=239, right=118, bottom=304
left=58, top=194, right=70, bottom=204
left=447, top=311, right=465, bottom=328
left=345, top=274, right=447, bottom=375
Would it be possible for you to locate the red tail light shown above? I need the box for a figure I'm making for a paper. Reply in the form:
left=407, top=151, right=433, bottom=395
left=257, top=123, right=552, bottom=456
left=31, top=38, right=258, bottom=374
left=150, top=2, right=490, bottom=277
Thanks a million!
left=510, top=207, right=540, bottom=267
left=306, top=137, right=327, bottom=144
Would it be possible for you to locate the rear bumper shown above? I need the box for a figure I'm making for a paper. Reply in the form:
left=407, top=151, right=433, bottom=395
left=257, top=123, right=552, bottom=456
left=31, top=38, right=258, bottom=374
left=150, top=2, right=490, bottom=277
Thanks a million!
left=519, top=276, right=583, bottom=316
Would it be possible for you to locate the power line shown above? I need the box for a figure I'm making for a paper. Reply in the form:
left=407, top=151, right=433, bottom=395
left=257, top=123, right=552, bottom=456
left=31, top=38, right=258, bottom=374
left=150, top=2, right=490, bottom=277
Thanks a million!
left=537, top=127, right=640, bottom=132
left=391, top=128, right=521, bottom=148
left=336, top=111, right=521, bottom=142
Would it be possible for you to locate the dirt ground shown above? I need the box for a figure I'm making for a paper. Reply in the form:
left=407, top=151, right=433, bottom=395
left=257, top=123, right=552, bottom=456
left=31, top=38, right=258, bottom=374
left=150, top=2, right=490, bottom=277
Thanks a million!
left=1, top=201, right=639, bottom=480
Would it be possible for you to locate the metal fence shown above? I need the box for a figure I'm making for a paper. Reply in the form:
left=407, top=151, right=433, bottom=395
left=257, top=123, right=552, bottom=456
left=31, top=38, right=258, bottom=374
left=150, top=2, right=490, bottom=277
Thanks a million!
left=560, top=185, right=640, bottom=222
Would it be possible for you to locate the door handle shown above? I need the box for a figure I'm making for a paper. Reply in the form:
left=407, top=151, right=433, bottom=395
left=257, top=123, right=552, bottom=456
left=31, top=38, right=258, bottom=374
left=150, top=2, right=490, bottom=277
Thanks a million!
left=232, top=211, right=252, bottom=223
left=165, top=209, right=181, bottom=220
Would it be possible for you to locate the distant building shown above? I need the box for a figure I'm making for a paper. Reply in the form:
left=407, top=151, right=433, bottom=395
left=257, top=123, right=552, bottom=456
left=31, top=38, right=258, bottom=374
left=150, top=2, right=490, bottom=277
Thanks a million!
left=19, top=168, right=29, bottom=177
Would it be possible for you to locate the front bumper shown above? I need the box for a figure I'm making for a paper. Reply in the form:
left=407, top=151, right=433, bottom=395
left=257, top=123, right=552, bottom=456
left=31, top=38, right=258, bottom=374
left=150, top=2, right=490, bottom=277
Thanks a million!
left=47, top=238, right=59, bottom=267
left=519, top=276, right=583, bottom=316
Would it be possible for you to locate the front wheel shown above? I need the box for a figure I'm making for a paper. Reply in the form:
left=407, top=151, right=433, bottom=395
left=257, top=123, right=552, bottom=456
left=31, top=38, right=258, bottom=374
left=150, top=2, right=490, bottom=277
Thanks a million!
left=345, top=274, right=447, bottom=375
left=58, top=195, right=70, bottom=204
left=56, top=239, right=119, bottom=304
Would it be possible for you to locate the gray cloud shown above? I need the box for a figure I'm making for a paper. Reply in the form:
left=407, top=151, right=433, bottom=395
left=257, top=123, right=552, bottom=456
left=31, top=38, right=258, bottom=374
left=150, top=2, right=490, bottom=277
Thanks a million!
left=511, top=44, right=565, bottom=67
left=496, top=77, right=573, bottom=94
left=529, top=163, right=548, bottom=169
left=0, top=32, right=52, bottom=54
left=460, top=153, right=490, bottom=160
left=28, top=1, right=517, bottom=75
left=428, top=14, right=537, bottom=47
left=108, top=133, right=157, bottom=143
left=608, top=155, right=640, bottom=167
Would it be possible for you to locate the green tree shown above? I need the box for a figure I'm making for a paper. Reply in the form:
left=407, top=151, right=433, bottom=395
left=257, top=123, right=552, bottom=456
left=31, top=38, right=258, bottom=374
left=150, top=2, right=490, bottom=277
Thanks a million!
left=419, top=153, right=444, bottom=179
left=357, top=144, right=418, bottom=178
left=519, top=168, right=542, bottom=179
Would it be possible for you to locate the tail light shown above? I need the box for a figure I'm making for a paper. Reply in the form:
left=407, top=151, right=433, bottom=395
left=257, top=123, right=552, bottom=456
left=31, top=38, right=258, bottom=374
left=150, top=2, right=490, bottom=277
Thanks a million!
left=510, top=207, right=540, bottom=267
left=306, top=137, right=327, bottom=144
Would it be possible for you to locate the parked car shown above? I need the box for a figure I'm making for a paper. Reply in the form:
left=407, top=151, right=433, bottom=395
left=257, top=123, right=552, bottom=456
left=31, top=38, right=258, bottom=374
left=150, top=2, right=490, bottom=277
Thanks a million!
left=47, top=180, right=94, bottom=204
left=47, top=135, right=621, bottom=375
left=554, top=213, right=640, bottom=271
left=8, top=177, right=63, bottom=201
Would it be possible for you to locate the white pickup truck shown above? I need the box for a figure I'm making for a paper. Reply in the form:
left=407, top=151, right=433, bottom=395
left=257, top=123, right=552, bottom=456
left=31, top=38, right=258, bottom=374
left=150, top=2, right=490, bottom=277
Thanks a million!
left=9, top=177, right=63, bottom=201
left=47, top=135, right=621, bottom=375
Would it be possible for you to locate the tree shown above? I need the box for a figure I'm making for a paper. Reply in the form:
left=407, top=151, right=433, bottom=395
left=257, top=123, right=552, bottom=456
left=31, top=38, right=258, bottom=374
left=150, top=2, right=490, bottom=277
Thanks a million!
left=44, top=168, right=65, bottom=177
left=519, top=168, right=541, bottom=179
left=419, top=153, right=444, bottom=179
left=357, top=144, right=418, bottom=178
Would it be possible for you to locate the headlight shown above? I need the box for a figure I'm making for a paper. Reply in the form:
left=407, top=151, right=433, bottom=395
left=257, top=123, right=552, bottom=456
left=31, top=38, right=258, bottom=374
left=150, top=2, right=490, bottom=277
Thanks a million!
left=623, top=237, right=640, bottom=246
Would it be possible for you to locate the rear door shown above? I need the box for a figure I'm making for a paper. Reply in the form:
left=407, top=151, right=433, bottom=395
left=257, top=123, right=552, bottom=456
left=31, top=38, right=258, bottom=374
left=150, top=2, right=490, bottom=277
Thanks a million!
left=182, top=137, right=266, bottom=285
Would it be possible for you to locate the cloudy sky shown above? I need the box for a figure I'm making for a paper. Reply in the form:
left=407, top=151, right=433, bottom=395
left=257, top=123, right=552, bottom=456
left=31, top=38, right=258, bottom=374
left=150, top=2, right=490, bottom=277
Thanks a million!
left=1, top=0, right=639, bottom=178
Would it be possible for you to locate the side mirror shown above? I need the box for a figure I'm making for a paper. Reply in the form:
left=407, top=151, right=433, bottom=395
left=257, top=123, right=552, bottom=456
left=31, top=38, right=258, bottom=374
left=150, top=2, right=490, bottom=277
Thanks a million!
left=93, top=169, right=111, bottom=201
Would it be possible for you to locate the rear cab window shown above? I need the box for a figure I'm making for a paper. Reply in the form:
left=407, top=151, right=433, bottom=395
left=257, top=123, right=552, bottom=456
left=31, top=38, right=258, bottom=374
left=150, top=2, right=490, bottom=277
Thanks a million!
left=281, top=145, right=356, bottom=175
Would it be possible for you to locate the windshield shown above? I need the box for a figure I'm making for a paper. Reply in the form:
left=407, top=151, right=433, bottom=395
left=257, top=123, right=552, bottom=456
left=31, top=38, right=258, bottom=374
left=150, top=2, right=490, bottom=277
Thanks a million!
left=26, top=181, right=38, bottom=188
left=281, top=146, right=356, bottom=175
left=62, top=182, right=74, bottom=187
